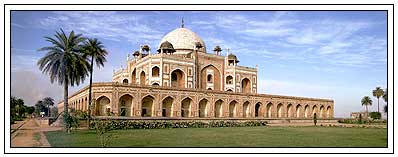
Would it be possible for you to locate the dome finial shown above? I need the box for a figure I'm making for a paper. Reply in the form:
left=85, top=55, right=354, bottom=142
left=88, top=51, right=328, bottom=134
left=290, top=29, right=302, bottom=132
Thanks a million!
left=181, top=17, right=184, bottom=28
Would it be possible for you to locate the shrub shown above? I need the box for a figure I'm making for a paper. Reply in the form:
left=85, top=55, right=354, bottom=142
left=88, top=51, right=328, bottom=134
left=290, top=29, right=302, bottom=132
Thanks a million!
left=89, top=120, right=268, bottom=130
left=63, top=111, right=80, bottom=133
left=369, top=112, right=381, bottom=120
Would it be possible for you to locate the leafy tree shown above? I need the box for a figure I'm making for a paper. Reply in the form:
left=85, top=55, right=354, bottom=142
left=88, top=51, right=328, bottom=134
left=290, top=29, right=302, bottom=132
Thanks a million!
left=372, top=87, right=384, bottom=113
left=26, top=106, right=35, bottom=115
left=361, top=96, right=372, bottom=119
left=37, top=29, right=89, bottom=132
left=81, top=38, right=108, bottom=127
left=369, top=112, right=381, bottom=120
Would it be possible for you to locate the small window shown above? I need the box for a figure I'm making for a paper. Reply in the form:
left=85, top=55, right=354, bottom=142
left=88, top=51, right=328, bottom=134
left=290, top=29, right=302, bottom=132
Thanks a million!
left=207, top=74, right=213, bottom=83
left=122, top=79, right=128, bottom=84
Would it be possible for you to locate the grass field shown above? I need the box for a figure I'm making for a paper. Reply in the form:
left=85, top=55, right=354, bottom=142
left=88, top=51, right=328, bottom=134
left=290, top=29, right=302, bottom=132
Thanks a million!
left=44, top=126, right=387, bottom=147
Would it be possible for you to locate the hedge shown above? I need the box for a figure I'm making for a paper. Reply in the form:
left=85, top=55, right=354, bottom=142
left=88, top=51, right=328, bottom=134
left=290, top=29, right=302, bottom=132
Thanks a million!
left=89, top=120, right=268, bottom=130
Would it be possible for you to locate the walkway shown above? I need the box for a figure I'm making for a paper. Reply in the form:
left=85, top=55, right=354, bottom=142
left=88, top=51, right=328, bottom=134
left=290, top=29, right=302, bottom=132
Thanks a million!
left=11, top=118, right=62, bottom=147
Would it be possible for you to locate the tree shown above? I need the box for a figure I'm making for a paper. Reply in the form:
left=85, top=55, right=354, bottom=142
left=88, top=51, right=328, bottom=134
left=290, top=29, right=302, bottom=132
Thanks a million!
left=213, top=45, right=222, bottom=54
left=81, top=38, right=108, bottom=127
left=372, top=87, right=384, bottom=113
left=43, top=97, right=54, bottom=117
left=383, top=88, right=387, bottom=114
left=361, top=96, right=373, bottom=119
left=37, top=29, right=89, bottom=132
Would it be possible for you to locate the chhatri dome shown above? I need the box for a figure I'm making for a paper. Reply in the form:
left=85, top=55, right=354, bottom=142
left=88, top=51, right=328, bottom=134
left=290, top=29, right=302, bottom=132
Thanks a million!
left=158, top=19, right=206, bottom=54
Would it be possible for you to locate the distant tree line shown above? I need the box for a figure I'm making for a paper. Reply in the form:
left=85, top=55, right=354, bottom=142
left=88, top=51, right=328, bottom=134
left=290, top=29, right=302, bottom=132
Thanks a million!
left=11, top=96, right=57, bottom=124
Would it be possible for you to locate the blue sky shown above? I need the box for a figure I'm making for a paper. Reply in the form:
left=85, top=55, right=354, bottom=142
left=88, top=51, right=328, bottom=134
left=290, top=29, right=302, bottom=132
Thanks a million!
left=10, top=11, right=387, bottom=118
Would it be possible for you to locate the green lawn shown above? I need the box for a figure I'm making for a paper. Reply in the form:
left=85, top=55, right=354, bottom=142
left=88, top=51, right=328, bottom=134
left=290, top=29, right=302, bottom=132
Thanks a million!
left=44, top=126, right=387, bottom=147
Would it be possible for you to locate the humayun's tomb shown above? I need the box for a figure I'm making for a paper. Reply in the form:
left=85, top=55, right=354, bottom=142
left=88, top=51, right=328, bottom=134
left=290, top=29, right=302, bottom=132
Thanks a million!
left=58, top=22, right=334, bottom=120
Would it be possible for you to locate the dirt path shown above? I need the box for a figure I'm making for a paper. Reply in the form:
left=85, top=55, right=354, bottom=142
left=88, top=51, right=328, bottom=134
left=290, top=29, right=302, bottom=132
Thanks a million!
left=11, top=118, right=62, bottom=147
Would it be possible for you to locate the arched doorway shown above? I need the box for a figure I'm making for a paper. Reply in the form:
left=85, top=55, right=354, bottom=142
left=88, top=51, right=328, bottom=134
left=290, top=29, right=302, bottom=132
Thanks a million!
left=122, top=79, right=129, bottom=84
left=320, top=106, right=325, bottom=118
left=142, top=95, right=154, bottom=117
left=277, top=103, right=283, bottom=118
left=199, top=98, right=209, bottom=118
left=266, top=103, right=273, bottom=118
left=304, top=105, right=310, bottom=118
left=229, top=100, right=237, bottom=117
left=296, top=105, right=302, bottom=118
left=214, top=99, right=223, bottom=118
left=200, top=65, right=221, bottom=91
left=95, top=96, right=111, bottom=116
left=255, top=102, right=262, bottom=117
left=152, top=66, right=160, bottom=77
left=181, top=97, right=192, bottom=117
left=287, top=104, right=293, bottom=118
left=131, top=69, right=136, bottom=84
left=241, top=78, right=251, bottom=93
left=152, top=83, right=159, bottom=86
left=243, top=101, right=250, bottom=118
left=162, top=96, right=173, bottom=117
left=140, top=71, right=146, bottom=85
left=171, top=69, right=185, bottom=88
left=312, top=105, right=318, bottom=118
left=327, top=106, right=332, bottom=118
left=119, top=94, right=133, bottom=117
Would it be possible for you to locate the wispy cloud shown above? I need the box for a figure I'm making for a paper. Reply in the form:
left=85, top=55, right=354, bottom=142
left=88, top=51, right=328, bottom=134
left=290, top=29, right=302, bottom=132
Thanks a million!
left=37, top=11, right=163, bottom=44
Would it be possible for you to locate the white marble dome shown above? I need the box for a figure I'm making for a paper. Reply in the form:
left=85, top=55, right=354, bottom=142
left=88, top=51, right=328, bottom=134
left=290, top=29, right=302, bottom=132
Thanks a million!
left=159, top=28, right=206, bottom=54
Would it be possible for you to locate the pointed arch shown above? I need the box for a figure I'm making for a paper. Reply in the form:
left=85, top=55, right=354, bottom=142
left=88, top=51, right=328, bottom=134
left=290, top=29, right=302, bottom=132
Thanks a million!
left=266, top=102, right=273, bottom=118
left=304, top=105, right=310, bottom=118
left=181, top=97, right=192, bottom=117
left=241, top=78, right=251, bottom=93
left=200, top=64, right=221, bottom=91
left=140, top=71, right=146, bottom=85
left=296, top=104, right=302, bottom=118
left=171, top=69, right=185, bottom=88
left=229, top=100, right=238, bottom=117
left=214, top=99, right=224, bottom=118
left=199, top=98, right=210, bottom=117
left=131, top=68, right=136, bottom=84
left=277, top=103, right=283, bottom=118
left=287, top=104, right=293, bottom=118
left=119, top=94, right=134, bottom=117
left=162, top=96, right=174, bottom=117
left=142, top=95, right=155, bottom=117
left=95, top=96, right=111, bottom=116
left=243, top=101, right=250, bottom=118
left=326, top=106, right=332, bottom=118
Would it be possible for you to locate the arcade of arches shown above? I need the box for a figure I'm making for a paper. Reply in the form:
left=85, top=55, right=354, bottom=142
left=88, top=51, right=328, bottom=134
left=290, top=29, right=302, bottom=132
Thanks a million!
left=61, top=83, right=334, bottom=119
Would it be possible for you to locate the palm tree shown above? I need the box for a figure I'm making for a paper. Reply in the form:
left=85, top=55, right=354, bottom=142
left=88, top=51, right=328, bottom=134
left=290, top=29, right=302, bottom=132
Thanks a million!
left=37, top=29, right=89, bottom=130
left=213, top=45, right=222, bottom=54
left=372, top=87, right=384, bottom=113
left=383, top=88, right=387, bottom=113
left=43, top=97, right=54, bottom=117
left=81, top=38, right=108, bottom=125
left=361, top=96, right=373, bottom=119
